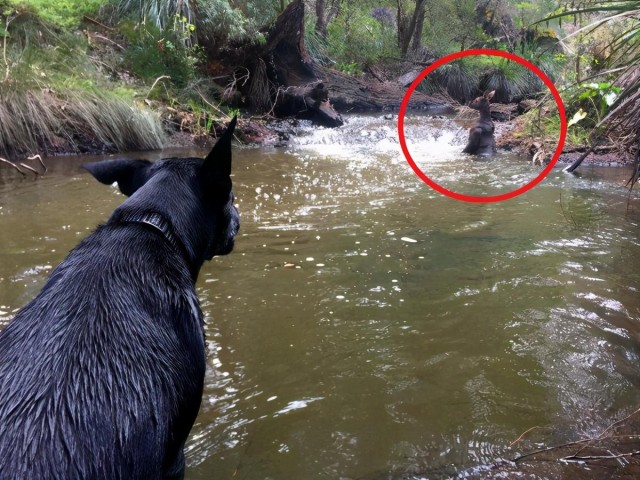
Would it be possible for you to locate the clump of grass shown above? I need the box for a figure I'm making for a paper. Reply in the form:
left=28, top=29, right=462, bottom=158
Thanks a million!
left=0, top=5, right=167, bottom=158
left=0, top=89, right=164, bottom=158
left=478, top=60, right=544, bottom=103
left=420, top=60, right=477, bottom=103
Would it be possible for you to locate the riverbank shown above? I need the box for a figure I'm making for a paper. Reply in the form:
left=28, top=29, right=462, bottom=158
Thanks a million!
left=0, top=101, right=633, bottom=174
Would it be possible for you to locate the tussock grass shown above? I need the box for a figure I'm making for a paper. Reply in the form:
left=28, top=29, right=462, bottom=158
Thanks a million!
left=479, top=65, right=543, bottom=103
left=421, top=62, right=477, bottom=103
left=112, top=0, right=195, bottom=30
left=0, top=89, right=165, bottom=159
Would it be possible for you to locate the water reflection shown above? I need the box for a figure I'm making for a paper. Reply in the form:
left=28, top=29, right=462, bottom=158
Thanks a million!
left=0, top=116, right=639, bottom=479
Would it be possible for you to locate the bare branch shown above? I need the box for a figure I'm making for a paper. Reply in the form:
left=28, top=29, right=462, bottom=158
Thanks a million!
left=19, top=163, right=39, bottom=175
left=145, top=76, right=171, bottom=100
left=27, top=154, right=47, bottom=172
left=0, top=157, right=26, bottom=176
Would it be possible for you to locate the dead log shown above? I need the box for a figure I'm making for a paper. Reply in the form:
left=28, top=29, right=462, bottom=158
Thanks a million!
left=215, top=0, right=441, bottom=126
left=244, top=0, right=343, bottom=127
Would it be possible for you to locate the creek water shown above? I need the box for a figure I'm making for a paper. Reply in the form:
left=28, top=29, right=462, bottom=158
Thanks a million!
left=1, top=114, right=640, bottom=479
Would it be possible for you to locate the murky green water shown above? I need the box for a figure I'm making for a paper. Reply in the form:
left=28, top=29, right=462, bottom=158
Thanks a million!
left=1, top=115, right=640, bottom=479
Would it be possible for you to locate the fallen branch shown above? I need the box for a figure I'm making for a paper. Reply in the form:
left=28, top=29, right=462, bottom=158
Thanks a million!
left=561, top=450, right=640, bottom=462
left=82, top=15, right=116, bottom=31
left=19, top=163, right=39, bottom=175
left=513, top=438, right=593, bottom=463
left=565, top=143, right=596, bottom=173
left=87, top=33, right=125, bottom=51
left=197, top=91, right=234, bottom=120
left=0, top=157, right=26, bottom=176
left=625, top=151, right=640, bottom=191
left=509, top=426, right=544, bottom=447
left=145, top=76, right=170, bottom=100
left=28, top=154, right=47, bottom=172
left=513, top=406, right=640, bottom=466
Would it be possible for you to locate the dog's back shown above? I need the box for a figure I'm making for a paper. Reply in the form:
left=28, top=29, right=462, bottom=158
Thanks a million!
left=0, top=223, right=203, bottom=478
left=0, top=118, right=239, bottom=479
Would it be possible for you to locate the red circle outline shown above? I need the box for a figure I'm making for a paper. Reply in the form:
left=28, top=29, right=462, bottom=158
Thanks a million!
left=398, top=48, right=567, bottom=203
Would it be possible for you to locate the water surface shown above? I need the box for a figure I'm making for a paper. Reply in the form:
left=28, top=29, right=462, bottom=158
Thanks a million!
left=1, top=115, right=639, bottom=479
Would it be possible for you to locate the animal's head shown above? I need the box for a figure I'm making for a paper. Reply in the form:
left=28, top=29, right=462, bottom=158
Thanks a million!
left=468, top=90, right=495, bottom=111
left=83, top=117, right=239, bottom=271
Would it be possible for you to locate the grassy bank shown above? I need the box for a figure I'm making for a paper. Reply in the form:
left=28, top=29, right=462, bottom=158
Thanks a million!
left=0, top=1, right=242, bottom=159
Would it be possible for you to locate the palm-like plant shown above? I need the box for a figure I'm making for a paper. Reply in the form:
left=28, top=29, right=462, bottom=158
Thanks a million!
left=541, top=1, right=640, bottom=179
left=113, top=0, right=196, bottom=29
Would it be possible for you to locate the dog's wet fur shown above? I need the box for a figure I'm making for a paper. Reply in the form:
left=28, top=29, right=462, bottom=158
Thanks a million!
left=462, top=90, right=496, bottom=156
left=0, top=118, right=239, bottom=479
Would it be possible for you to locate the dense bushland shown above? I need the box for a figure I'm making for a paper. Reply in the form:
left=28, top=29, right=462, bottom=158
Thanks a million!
left=0, top=0, right=638, bottom=163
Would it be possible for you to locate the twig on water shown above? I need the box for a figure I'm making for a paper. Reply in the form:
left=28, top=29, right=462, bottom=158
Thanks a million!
left=513, top=439, right=594, bottom=463
left=509, top=426, right=544, bottom=448
left=512, top=406, right=640, bottom=467
left=561, top=450, right=640, bottom=463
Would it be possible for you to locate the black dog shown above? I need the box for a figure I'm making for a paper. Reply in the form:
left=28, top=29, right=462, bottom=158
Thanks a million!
left=0, top=118, right=239, bottom=479
left=462, top=90, right=496, bottom=155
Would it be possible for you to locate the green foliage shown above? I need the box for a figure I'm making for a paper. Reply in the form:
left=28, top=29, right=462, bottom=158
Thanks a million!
left=195, top=0, right=249, bottom=42
left=422, top=0, right=487, bottom=54
left=195, top=0, right=283, bottom=45
left=5, top=0, right=103, bottom=27
left=121, top=20, right=204, bottom=88
left=326, top=2, right=398, bottom=67
left=112, top=0, right=195, bottom=30
left=335, top=61, right=361, bottom=76
left=0, top=5, right=106, bottom=92
left=569, top=81, right=622, bottom=127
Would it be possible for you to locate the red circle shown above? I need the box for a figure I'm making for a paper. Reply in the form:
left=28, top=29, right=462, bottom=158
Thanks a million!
left=398, top=49, right=567, bottom=203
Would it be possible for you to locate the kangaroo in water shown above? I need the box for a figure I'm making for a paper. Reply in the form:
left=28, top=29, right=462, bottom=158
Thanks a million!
left=462, top=90, right=496, bottom=155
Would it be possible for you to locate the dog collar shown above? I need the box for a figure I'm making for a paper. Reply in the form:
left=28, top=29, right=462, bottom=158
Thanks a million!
left=118, top=211, right=187, bottom=259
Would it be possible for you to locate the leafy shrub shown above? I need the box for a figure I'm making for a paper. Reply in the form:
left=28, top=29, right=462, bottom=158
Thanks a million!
left=121, top=21, right=204, bottom=88
left=326, top=3, right=398, bottom=67
left=6, top=0, right=103, bottom=27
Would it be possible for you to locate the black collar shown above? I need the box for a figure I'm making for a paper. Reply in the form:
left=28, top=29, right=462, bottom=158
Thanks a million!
left=117, top=211, right=189, bottom=261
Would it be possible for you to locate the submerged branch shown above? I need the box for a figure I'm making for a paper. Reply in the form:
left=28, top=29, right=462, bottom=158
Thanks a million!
left=27, top=154, right=47, bottom=173
left=0, top=157, right=26, bottom=176
left=19, top=163, right=39, bottom=175
left=562, top=450, right=640, bottom=462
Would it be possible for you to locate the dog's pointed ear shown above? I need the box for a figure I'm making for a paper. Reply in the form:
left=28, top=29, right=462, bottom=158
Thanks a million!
left=83, top=159, right=152, bottom=196
left=485, top=90, right=495, bottom=101
left=202, top=116, right=236, bottom=188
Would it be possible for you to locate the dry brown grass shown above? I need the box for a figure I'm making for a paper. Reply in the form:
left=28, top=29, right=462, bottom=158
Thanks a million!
left=0, top=89, right=165, bottom=159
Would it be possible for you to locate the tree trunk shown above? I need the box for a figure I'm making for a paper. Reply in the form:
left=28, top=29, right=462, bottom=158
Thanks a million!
left=397, top=0, right=427, bottom=58
left=410, top=0, right=426, bottom=53
left=315, top=0, right=328, bottom=38
left=211, top=0, right=440, bottom=125
left=246, top=0, right=344, bottom=127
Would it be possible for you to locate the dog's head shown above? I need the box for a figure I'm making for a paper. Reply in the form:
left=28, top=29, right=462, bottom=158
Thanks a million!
left=84, top=118, right=239, bottom=271
left=468, top=90, right=495, bottom=111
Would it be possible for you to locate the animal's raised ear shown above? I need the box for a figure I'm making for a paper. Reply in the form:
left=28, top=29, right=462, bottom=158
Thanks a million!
left=201, top=116, right=236, bottom=190
left=485, top=90, right=495, bottom=101
left=83, top=159, right=152, bottom=196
